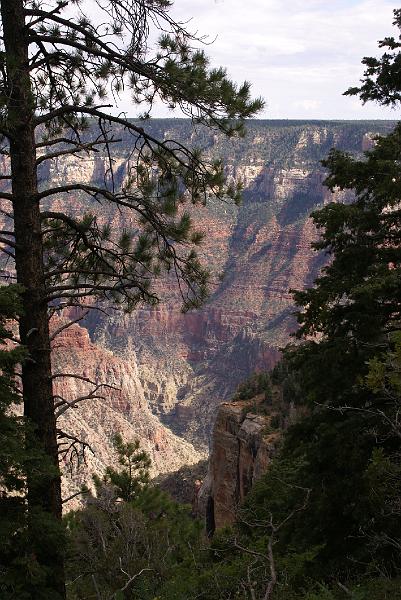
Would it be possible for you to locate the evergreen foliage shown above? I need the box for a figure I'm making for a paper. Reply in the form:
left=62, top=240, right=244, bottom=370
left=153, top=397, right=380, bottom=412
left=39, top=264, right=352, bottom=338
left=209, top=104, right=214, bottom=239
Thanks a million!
left=345, top=8, right=401, bottom=106
left=6, top=5, right=401, bottom=599
left=129, top=9, right=401, bottom=598
left=66, top=435, right=203, bottom=600
left=0, top=286, right=64, bottom=600
left=94, top=433, right=151, bottom=502
left=228, top=8, right=401, bottom=594
left=0, top=1, right=262, bottom=595
left=234, top=371, right=272, bottom=402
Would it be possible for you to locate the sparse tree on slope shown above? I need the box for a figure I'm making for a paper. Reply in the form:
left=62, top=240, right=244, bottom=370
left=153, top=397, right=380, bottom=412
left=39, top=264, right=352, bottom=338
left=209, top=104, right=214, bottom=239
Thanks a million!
left=0, top=0, right=263, bottom=596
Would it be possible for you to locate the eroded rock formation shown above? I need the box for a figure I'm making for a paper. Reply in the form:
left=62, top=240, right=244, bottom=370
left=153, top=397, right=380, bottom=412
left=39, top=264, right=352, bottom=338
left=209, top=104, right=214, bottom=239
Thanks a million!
left=199, top=395, right=281, bottom=532
left=70, top=120, right=393, bottom=450
left=3, top=120, right=395, bottom=500
left=51, top=319, right=204, bottom=505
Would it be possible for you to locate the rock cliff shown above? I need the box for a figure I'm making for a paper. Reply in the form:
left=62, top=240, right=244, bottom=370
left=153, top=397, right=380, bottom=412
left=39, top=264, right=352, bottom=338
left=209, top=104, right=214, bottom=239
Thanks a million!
left=57, top=120, right=392, bottom=450
left=2, top=120, right=395, bottom=500
left=199, top=395, right=281, bottom=532
left=51, top=319, right=204, bottom=505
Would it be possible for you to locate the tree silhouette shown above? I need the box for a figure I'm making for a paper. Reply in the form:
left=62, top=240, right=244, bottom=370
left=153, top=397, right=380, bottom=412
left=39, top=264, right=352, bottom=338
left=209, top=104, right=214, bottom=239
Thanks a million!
left=0, top=1, right=263, bottom=595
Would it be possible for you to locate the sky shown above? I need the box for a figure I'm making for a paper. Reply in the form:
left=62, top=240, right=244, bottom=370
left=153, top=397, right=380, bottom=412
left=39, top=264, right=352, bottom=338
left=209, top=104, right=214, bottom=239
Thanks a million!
left=148, top=0, right=399, bottom=120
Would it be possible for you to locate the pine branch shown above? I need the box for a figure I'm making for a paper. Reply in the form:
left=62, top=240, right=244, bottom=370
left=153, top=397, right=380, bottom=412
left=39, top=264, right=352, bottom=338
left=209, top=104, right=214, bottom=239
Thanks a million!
left=0, top=236, right=16, bottom=247
left=0, top=247, right=15, bottom=259
left=35, top=107, right=203, bottom=173
left=36, top=138, right=121, bottom=165
left=26, top=1, right=69, bottom=29
left=0, top=193, right=13, bottom=201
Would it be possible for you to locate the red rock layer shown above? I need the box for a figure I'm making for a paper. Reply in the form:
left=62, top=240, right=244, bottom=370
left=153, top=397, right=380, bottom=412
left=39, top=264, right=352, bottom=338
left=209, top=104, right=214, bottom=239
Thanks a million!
left=51, top=319, right=204, bottom=506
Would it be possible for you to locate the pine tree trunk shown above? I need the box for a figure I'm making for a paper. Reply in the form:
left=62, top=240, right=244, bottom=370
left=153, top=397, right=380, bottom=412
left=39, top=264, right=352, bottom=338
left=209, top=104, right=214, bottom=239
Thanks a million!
left=0, top=1, right=66, bottom=596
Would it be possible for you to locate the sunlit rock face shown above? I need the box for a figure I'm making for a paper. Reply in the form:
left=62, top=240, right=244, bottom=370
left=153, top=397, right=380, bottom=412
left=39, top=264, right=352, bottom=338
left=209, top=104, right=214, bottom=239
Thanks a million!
left=10, top=120, right=395, bottom=497
left=198, top=396, right=281, bottom=532
left=47, top=120, right=391, bottom=449
left=51, top=319, right=205, bottom=506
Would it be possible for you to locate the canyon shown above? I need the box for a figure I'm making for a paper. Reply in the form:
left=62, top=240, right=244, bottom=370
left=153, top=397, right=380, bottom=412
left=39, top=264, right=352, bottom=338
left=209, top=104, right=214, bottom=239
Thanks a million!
left=6, top=119, right=396, bottom=503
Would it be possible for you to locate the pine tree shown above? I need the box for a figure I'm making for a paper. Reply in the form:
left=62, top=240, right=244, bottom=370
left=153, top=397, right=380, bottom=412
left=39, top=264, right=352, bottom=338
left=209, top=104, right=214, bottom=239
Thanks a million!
left=95, top=433, right=151, bottom=502
left=0, top=286, right=65, bottom=599
left=291, top=9, right=401, bottom=407
left=345, top=8, right=401, bottom=106
left=0, top=1, right=263, bottom=595
left=272, top=8, right=401, bottom=576
left=67, top=435, right=202, bottom=600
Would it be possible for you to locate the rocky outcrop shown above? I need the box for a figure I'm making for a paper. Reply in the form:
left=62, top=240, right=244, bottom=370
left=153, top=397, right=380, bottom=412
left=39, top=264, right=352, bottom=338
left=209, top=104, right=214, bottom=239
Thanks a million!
left=51, top=319, right=204, bottom=506
left=199, top=396, right=281, bottom=532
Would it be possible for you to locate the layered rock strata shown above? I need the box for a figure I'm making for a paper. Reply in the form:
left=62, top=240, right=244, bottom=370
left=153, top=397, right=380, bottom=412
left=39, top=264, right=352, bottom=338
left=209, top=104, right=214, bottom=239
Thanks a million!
left=73, top=121, right=393, bottom=448
left=199, top=396, right=281, bottom=533
left=1, top=120, right=395, bottom=497
left=51, top=320, right=204, bottom=505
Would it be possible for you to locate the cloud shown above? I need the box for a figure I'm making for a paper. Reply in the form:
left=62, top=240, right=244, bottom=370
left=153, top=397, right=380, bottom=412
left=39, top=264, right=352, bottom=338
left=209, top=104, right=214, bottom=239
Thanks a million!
left=292, top=99, right=321, bottom=112
left=79, top=0, right=400, bottom=119
left=162, top=0, right=398, bottom=119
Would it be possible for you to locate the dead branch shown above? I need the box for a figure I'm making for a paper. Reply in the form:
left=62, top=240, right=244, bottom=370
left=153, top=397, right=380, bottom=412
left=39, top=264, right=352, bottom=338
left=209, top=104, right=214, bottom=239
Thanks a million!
left=51, top=372, right=103, bottom=386
left=55, top=384, right=111, bottom=418
left=109, top=564, right=152, bottom=600
left=57, top=428, right=94, bottom=471
left=62, top=488, right=90, bottom=505
left=234, top=485, right=311, bottom=600
left=321, top=403, right=401, bottom=442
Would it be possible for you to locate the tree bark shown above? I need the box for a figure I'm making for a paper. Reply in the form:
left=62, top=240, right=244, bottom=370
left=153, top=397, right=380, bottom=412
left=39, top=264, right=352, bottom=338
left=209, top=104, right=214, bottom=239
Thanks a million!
left=0, top=0, right=65, bottom=597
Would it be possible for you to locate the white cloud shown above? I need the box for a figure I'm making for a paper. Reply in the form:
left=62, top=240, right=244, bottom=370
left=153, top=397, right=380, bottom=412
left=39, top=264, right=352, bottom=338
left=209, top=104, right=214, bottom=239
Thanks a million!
left=159, top=0, right=398, bottom=119
left=292, top=99, right=321, bottom=111
left=77, top=0, right=400, bottom=119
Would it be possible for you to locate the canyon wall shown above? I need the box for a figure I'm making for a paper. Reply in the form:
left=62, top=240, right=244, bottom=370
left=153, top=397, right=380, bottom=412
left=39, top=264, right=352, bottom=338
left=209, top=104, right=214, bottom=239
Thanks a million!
left=51, top=318, right=204, bottom=504
left=198, top=382, right=302, bottom=531
left=3, top=120, right=395, bottom=499
left=199, top=396, right=280, bottom=532
left=57, top=120, right=391, bottom=452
